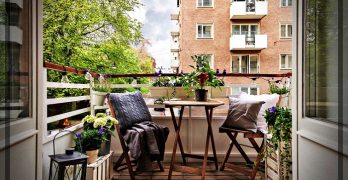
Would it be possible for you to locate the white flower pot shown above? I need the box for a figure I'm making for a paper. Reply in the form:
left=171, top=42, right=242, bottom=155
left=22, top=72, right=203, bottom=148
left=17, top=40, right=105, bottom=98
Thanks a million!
left=91, top=91, right=107, bottom=106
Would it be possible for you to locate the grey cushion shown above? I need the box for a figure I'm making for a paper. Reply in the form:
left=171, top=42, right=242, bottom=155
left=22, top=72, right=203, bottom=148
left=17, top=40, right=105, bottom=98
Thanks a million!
left=221, top=96, right=264, bottom=132
left=108, top=92, right=152, bottom=131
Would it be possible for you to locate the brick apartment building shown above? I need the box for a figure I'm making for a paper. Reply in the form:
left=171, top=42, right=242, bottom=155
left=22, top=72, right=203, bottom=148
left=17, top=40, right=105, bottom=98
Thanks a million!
left=170, top=0, right=293, bottom=94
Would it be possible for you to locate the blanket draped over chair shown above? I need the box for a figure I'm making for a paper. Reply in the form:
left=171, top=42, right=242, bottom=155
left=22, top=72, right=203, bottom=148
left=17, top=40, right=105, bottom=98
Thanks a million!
left=108, top=92, right=169, bottom=171
left=123, top=121, right=169, bottom=170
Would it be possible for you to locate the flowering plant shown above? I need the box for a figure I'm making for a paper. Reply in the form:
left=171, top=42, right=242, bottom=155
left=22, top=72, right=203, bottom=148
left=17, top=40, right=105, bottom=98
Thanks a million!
left=75, top=129, right=109, bottom=151
left=179, top=55, right=223, bottom=95
left=82, top=113, right=118, bottom=137
left=264, top=106, right=292, bottom=178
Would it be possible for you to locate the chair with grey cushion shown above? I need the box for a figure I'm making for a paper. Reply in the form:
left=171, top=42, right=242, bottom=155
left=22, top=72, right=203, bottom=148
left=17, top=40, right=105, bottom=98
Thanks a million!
left=219, top=95, right=265, bottom=179
left=107, top=92, right=165, bottom=180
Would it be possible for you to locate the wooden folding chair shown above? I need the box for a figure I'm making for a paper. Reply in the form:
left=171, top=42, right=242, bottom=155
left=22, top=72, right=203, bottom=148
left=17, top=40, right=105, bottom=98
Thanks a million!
left=107, top=94, right=164, bottom=180
left=219, top=127, right=265, bottom=180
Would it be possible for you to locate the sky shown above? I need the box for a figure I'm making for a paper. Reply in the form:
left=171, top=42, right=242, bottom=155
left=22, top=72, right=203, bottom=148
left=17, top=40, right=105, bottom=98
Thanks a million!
left=129, top=0, right=179, bottom=69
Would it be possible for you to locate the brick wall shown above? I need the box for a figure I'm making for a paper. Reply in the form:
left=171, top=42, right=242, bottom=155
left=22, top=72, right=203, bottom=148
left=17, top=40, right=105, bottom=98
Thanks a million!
left=178, top=0, right=293, bottom=94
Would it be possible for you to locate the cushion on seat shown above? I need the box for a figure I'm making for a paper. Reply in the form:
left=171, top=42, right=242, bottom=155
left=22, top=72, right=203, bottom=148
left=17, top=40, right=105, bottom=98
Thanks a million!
left=108, top=92, right=152, bottom=131
left=221, top=96, right=264, bottom=132
left=239, top=93, right=279, bottom=132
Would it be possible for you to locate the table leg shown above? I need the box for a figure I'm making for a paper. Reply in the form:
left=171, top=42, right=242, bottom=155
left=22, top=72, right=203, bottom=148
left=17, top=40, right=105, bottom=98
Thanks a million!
left=168, top=106, right=185, bottom=180
left=206, top=107, right=219, bottom=170
left=169, top=106, right=186, bottom=165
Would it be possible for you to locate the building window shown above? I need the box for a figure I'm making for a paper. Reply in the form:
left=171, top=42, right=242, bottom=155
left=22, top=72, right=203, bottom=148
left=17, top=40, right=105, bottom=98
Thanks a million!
left=196, top=54, right=214, bottom=68
left=280, top=0, right=292, bottom=7
left=232, top=24, right=259, bottom=36
left=197, top=24, right=213, bottom=39
left=197, top=0, right=213, bottom=7
left=232, top=87, right=259, bottom=95
left=280, top=54, right=292, bottom=69
left=0, top=0, right=32, bottom=123
left=280, top=24, right=292, bottom=38
left=231, top=55, right=259, bottom=73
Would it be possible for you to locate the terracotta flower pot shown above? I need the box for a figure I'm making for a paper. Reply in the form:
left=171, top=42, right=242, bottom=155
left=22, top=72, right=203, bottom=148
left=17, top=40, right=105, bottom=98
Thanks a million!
left=195, top=89, right=208, bottom=101
left=86, top=149, right=99, bottom=164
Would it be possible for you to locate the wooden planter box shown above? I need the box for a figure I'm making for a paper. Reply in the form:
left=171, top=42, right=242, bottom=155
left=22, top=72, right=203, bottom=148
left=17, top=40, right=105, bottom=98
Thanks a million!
left=87, top=151, right=113, bottom=180
left=149, top=87, right=170, bottom=98
left=265, top=141, right=292, bottom=180
left=211, top=86, right=228, bottom=98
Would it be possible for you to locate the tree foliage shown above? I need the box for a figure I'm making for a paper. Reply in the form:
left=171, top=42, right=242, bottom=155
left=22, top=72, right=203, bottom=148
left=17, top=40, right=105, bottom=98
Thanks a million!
left=43, top=0, right=155, bottom=97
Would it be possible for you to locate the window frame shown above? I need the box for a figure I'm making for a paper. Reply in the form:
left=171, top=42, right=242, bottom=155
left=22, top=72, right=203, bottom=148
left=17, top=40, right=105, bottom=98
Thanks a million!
left=196, top=23, right=214, bottom=39
left=196, top=0, right=214, bottom=8
left=279, top=54, right=292, bottom=70
left=231, top=86, right=260, bottom=95
left=280, top=23, right=293, bottom=39
left=231, top=23, right=260, bottom=36
left=280, top=0, right=292, bottom=7
left=230, top=54, right=260, bottom=73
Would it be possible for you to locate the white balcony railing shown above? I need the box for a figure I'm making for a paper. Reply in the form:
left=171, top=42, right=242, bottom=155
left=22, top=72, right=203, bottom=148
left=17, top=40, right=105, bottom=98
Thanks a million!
left=230, top=34, right=267, bottom=50
left=230, top=0, right=268, bottom=19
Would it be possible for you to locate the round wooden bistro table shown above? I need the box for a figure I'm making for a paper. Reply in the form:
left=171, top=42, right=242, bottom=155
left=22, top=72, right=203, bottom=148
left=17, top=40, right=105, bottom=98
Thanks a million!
left=163, top=100, right=224, bottom=180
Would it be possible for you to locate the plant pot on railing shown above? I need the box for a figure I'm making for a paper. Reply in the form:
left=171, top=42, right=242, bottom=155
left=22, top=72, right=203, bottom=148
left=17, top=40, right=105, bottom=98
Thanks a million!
left=91, top=90, right=107, bottom=106
left=149, top=87, right=169, bottom=98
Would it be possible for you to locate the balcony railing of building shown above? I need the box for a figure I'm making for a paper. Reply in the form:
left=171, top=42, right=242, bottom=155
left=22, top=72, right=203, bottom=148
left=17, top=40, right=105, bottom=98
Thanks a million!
left=40, top=61, right=291, bottom=179
left=230, top=0, right=268, bottom=19
left=230, top=33, right=268, bottom=50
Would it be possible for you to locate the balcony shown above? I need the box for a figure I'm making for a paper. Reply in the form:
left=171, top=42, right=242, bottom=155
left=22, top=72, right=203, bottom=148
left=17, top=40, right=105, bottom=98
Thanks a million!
left=230, top=0, right=268, bottom=19
left=170, top=13, right=179, bottom=21
left=171, top=42, right=179, bottom=52
left=230, top=34, right=267, bottom=50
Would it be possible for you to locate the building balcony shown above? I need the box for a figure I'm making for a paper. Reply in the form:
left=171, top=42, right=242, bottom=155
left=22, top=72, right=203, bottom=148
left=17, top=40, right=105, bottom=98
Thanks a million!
left=170, top=58, right=179, bottom=68
left=171, top=43, right=179, bottom=52
left=170, top=13, right=179, bottom=21
left=230, top=34, right=267, bottom=50
left=230, top=0, right=268, bottom=19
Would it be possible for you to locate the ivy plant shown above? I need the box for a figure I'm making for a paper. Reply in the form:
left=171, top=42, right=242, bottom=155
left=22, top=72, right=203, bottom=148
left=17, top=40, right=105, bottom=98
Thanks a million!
left=264, top=106, right=292, bottom=179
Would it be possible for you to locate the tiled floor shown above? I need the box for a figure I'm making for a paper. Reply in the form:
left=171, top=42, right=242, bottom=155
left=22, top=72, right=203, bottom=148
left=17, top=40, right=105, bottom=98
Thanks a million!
left=112, top=162, right=262, bottom=180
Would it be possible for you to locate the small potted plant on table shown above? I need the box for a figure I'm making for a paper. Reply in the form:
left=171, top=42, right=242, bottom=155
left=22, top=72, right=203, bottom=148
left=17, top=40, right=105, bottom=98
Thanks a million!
left=179, top=55, right=223, bottom=101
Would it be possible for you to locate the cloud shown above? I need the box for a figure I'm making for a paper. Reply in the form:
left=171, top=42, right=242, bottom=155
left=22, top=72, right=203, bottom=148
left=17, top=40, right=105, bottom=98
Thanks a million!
left=129, top=0, right=178, bottom=69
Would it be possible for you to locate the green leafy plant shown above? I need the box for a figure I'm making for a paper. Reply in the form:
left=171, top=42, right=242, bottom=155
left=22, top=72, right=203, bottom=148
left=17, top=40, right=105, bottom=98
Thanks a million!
left=152, top=76, right=182, bottom=87
left=179, top=55, right=224, bottom=95
left=75, top=129, right=108, bottom=151
left=269, top=82, right=290, bottom=95
left=264, top=106, right=292, bottom=179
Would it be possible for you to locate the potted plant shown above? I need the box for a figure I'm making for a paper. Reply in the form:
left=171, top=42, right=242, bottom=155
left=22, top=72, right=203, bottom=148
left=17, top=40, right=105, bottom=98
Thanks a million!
left=75, top=128, right=108, bottom=164
left=81, top=113, right=118, bottom=156
left=90, top=78, right=111, bottom=106
left=269, top=82, right=290, bottom=107
left=264, top=106, right=292, bottom=179
left=179, top=55, right=223, bottom=101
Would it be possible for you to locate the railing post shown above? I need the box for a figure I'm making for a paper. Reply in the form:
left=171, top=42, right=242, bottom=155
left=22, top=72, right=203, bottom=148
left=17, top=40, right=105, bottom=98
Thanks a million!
left=42, top=68, right=48, bottom=141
